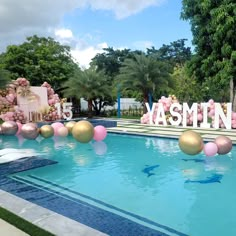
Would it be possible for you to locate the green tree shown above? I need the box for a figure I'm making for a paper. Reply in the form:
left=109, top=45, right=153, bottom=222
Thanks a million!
left=63, top=67, right=114, bottom=117
left=172, top=65, right=203, bottom=103
left=117, top=53, right=173, bottom=113
left=147, top=39, right=192, bottom=66
left=0, top=35, right=77, bottom=92
left=181, top=0, right=236, bottom=108
left=0, top=69, right=11, bottom=89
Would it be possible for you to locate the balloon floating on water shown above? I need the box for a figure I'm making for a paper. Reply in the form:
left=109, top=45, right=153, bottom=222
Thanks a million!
left=1, top=121, right=18, bottom=135
left=93, top=125, right=107, bottom=141
left=65, top=121, right=76, bottom=134
left=40, top=125, right=54, bottom=138
left=203, top=142, right=218, bottom=157
left=72, top=120, right=94, bottom=143
left=21, top=123, right=39, bottom=140
left=179, top=130, right=204, bottom=155
left=214, top=136, right=232, bottom=155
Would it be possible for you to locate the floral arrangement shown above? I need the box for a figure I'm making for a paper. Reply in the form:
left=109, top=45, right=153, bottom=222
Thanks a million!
left=0, top=78, right=64, bottom=123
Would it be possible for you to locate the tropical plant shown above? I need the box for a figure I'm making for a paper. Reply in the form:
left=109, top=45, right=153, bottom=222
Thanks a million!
left=116, top=53, right=173, bottom=113
left=63, top=67, right=114, bottom=117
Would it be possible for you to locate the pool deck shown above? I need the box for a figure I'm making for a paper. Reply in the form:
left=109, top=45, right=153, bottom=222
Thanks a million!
left=1, top=119, right=236, bottom=236
left=106, top=119, right=236, bottom=143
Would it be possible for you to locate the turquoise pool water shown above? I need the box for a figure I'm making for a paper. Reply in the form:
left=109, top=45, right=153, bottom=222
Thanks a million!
left=1, top=133, right=236, bottom=236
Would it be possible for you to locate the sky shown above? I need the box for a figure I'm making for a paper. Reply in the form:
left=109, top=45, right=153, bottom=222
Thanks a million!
left=0, top=0, right=193, bottom=68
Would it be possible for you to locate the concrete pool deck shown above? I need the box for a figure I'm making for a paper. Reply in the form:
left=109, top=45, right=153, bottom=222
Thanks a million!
left=1, top=119, right=236, bottom=235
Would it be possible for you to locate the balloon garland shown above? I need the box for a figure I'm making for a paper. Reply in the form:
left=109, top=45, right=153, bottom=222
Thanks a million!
left=178, top=130, right=232, bottom=157
left=0, top=120, right=107, bottom=144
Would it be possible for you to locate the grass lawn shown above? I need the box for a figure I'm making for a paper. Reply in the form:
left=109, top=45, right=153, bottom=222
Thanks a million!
left=0, top=206, right=54, bottom=236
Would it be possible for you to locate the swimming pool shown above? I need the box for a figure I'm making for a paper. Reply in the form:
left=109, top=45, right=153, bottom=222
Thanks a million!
left=0, top=133, right=236, bottom=236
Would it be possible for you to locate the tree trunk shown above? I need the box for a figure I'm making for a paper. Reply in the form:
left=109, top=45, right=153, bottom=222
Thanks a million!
left=143, top=92, right=149, bottom=114
left=230, top=79, right=236, bottom=111
left=87, top=99, right=93, bottom=118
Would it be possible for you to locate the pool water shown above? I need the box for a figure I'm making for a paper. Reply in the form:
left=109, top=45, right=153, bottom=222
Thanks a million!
left=1, top=133, right=236, bottom=236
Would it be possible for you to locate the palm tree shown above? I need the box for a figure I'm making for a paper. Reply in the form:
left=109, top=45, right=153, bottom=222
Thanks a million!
left=63, top=67, right=112, bottom=117
left=0, top=69, right=11, bottom=89
left=117, top=53, right=173, bottom=113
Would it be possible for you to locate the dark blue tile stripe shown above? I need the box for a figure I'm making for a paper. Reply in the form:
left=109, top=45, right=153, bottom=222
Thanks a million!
left=6, top=175, right=169, bottom=236
left=26, top=174, right=188, bottom=236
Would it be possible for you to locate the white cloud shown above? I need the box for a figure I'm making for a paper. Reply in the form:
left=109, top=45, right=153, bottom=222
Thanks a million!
left=0, top=0, right=165, bottom=66
left=55, top=29, right=73, bottom=39
left=71, top=42, right=108, bottom=69
left=84, top=0, right=166, bottom=19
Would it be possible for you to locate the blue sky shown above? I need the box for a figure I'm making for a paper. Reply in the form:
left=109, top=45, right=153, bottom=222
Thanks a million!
left=63, top=0, right=192, bottom=51
left=0, top=0, right=193, bottom=67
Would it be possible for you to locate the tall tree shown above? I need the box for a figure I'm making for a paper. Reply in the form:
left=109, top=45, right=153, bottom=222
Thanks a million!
left=0, top=35, right=78, bottom=92
left=147, top=39, right=192, bottom=66
left=181, top=0, right=236, bottom=108
left=117, top=53, right=173, bottom=113
left=63, top=67, right=114, bottom=117
left=91, top=47, right=133, bottom=77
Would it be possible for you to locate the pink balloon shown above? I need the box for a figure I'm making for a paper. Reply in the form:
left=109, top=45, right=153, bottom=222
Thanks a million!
left=204, top=142, right=218, bottom=157
left=57, top=126, right=68, bottom=137
left=93, top=125, right=107, bottom=141
left=51, top=122, right=64, bottom=136
left=232, top=112, right=236, bottom=120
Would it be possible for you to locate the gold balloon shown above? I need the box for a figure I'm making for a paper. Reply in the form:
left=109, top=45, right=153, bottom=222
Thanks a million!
left=40, top=125, right=54, bottom=138
left=65, top=121, right=76, bottom=134
left=215, top=136, right=232, bottom=155
left=1, top=121, right=18, bottom=135
left=21, top=123, right=39, bottom=140
left=72, top=120, right=94, bottom=143
left=179, top=130, right=203, bottom=155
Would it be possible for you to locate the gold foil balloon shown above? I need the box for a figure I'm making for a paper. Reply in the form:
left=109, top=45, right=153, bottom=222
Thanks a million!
left=215, top=136, right=232, bottom=155
left=65, top=121, right=76, bottom=134
left=1, top=121, right=18, bottom=135
left=40, top=125, right=54, bottom=138
left=179, top=130, right=204, bottom=155
left=21, top=123, right=39, bottom=140
left=72, top=120, right=94, bottom=143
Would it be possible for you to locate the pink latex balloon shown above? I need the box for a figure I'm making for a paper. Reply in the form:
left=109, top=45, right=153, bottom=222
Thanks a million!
left=57, top=126, right=68, bottom=137
left=51, top=122, right=64, bottom=136
left=93, top=125, right=107, bottom=141
left=203, top=142, right=218, bottom=157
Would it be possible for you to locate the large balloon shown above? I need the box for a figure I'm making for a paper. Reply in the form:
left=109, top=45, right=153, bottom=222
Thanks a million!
left=203, top=142, right=218, bottom=157
left=21, top=123, right=39, bottom=140
left=179, top=130, right=204, bottom=155
left=51, top=122, right=64, bottom=136
left=72, top=120, right=94, bottom=143
left=93, top=125, right=107, bottom=141
left=65, top=121, right=76, bottom=134
left=40, top=125, right=54, bottom=138
left=57, top=126, right=68, bottom=137
left=1, top=121, right=18, bottom=135
left=214, top=136, right=232, bottom=155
